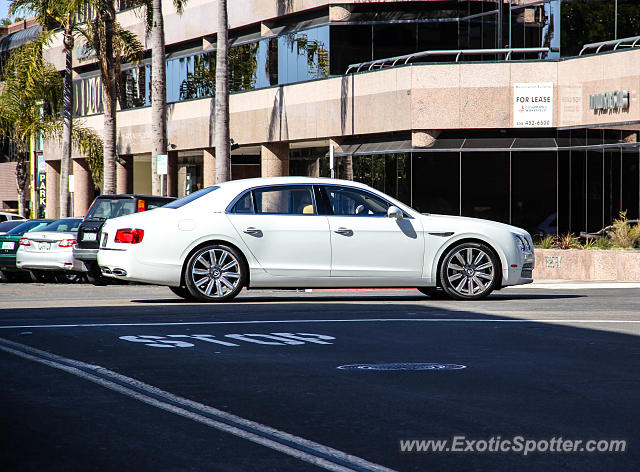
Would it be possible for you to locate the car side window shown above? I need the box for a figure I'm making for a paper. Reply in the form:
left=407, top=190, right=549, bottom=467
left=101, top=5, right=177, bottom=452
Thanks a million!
left=323, top=186, right=391, bottom=217
left=230, top=191, right=255, bottom=214
left=253, top=186, right=316, bottom=215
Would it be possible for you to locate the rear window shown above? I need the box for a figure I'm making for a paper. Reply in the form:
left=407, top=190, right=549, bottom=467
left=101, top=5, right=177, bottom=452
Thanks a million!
left=6, top=220, right=53, bottom=235
left=86, top=199, right=137, bottom=220
left=39, top=218, right=83, bottom=233
left=164, top=186, right=219, bottom=209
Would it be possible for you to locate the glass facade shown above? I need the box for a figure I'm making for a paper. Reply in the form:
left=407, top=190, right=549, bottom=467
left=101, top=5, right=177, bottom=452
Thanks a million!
left=73, top=25, right=330, bottom=117
left=316, top=130, right=639, bottom=236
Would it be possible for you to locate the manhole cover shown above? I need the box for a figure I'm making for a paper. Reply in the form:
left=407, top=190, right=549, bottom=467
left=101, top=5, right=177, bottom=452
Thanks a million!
left=337, top=363, right=466, bottom=371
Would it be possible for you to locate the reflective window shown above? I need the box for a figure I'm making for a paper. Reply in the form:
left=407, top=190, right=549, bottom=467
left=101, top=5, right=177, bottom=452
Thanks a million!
left=40, top=218, right=83, bottom=233
left=254, top=186, right=316, bottom=214
left=277, top=26, right=329, bottom=84
left=230, top=191, right=254, bottom=214
left=323, top=186, right=390, bottom=217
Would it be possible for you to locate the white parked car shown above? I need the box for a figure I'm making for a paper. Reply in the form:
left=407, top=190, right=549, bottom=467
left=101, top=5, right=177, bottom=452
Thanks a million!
left=16, top=217, right=86, bottom=282
left=97, top=177, right=534, bottom=302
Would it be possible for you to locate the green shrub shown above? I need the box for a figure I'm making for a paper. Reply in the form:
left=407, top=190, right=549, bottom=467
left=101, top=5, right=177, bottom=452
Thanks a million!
left=594, top=237, right=612, bottom=250
left=535, top=234, right=555, bottom=249
left=608, top=211, right=640, bottom=249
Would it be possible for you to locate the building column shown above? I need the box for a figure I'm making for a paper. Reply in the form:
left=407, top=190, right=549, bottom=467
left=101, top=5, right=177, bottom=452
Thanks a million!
left=203, top=148, right=216, bottom=187
left=167, top=150, right=178, bottom=197
left=72, top=158, right=94, bottom=217
left=45, top=160, right=60, bottom=219
left=330, top=138, right=352, bottom=180
left=261, top=142, right=289, bottom=177
left=116, top=154, right=133, bottom=194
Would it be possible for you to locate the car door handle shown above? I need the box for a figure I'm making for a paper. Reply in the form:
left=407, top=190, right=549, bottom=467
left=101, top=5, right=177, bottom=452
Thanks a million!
left=334, top=227, right=353, bottom=235
left=243, top=227, right=262, bottom=235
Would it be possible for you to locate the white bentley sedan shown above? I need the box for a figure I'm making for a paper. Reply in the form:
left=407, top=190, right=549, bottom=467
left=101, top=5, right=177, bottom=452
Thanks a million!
left=97, top=177, right=534, bottom=302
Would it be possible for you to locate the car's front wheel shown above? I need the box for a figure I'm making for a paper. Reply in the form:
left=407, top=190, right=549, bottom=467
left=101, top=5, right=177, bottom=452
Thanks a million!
left=184, top=244, right=245, bottom=302
left=439, top=242, right=499, bottom=300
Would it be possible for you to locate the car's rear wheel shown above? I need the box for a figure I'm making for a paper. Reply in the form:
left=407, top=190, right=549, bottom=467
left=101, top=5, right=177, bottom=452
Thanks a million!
left=439, top=242, right=499, bottom=300
left=30, top=270, right=56, bottom=283
left=168, top=286, right=197, bottom=300
left=184, top=244, right=245, bottom=302
left=55, top=272, right=86, bottom=283
left=417, top=287, right=448, bottom=299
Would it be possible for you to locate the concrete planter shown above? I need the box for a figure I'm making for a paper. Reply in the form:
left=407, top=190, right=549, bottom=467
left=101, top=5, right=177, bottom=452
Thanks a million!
left=533, top=249, right=640, bottom=281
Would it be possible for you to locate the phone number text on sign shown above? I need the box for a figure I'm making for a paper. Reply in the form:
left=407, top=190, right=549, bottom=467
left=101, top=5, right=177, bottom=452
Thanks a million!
left=513, top=83, right=554, bottom=128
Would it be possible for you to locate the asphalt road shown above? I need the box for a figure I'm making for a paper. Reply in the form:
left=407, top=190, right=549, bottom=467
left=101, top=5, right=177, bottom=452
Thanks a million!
left=1, top=283, right=638, bottom=472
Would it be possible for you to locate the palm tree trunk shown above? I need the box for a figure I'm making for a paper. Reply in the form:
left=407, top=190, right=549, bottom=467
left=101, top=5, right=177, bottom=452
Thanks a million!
left=16, top=151, right=28, bottom=218
left=151, top=0, right=167, bottom=195
left=101, top=1, right=117, bottom=195
left=214, top=0, right=230, bottom=183
left=60, top=27, right=74, bottom=217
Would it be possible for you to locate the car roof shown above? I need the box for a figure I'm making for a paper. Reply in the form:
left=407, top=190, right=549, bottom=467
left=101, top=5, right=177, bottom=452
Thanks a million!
left=94, top=194, right=175, bottom=200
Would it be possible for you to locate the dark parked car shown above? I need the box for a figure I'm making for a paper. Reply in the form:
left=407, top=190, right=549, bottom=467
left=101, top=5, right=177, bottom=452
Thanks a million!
left=0, top=219, right=54, bottom=282
left=0, top=220, right=27, bottom=235
left=74, top=194, right=174, bottom=284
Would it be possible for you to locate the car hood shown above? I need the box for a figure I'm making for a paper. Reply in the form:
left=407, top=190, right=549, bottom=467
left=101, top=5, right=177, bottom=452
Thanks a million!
left=419, top=213, right=530, bottom=238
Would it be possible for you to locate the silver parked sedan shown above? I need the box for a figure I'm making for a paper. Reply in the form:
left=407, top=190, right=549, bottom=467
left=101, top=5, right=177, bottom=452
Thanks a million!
left=16, top=217, right=86, bottom=282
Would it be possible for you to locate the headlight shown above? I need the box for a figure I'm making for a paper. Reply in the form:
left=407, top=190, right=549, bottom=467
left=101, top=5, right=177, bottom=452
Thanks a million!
left=514, top=234, right=532, bottom=253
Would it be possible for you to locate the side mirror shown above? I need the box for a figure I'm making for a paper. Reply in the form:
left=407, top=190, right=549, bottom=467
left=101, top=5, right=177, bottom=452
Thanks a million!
left=387, top=206, right=403, bottom=220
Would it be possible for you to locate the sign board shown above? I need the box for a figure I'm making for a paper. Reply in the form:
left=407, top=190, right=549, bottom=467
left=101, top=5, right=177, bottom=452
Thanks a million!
left=69, top=175, right=75, bottom=193
left=157, top=154, right=168, bottom=175
left=37, top=154, right=46, bottom=174
left=513, top=83, right=554, bottom=128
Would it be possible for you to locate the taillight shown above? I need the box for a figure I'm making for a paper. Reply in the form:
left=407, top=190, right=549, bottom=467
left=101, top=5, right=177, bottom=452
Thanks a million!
left=137, top=200, right=146, bottom=212
left=59, top=239, right=77, bottom=248
left=114, top=228, right=144, bottom=244
left=19, top=238, right=31, bottom=246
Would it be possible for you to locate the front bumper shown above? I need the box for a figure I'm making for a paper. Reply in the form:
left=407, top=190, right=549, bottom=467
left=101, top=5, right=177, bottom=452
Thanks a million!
left=17, top=250, right=87, bottom=272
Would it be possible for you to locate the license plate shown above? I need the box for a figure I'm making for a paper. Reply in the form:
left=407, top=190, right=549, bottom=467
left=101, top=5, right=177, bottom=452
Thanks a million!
left=1, top=242, right=14, bottom=250
left=83, top=232, right=97, bottom=241
left=37, top=242, right=50, bottom=251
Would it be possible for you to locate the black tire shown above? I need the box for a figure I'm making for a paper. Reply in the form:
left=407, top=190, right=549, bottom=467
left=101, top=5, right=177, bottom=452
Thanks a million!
left=55, top=272, right=86, bottom=284
left=168, top=286, right=197, bottom=300
left=2, top=271, right=30, bottom=283
left=184, top=244, right=245, bottom=302
left=417, top=287, right=448, bottom=299
left=439, top=242, right=500, bottom=300
left=30, top=270, right=56, bottom=283
left=86, top=262, right=109, bottom=286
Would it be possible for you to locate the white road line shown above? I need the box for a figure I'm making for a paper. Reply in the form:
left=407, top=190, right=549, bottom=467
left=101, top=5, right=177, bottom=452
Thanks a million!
left=0, top=337, right=396, bottom=472
left=1, top=318, right=640, bottom=330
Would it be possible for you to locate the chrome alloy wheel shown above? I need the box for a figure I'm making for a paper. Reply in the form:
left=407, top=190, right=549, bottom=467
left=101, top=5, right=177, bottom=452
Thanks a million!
left=440, top=242, right=498, bottom=300
left=186, top=245, right=244, bottom=302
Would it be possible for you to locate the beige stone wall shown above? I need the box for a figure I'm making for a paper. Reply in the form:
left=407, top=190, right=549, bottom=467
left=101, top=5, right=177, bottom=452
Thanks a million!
left=64, top=48, right=636, bottom=156
left=533, top=249, right=640, bottom=281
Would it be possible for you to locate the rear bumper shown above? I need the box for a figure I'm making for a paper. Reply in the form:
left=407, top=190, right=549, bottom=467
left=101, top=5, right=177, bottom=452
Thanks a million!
left=0, top=253, right=17, bottom=271
left=16, top=250, right=87, bottom=272
left=98, top=248, right=181, bottom=285
left=73, top=247, right=99, bottom=262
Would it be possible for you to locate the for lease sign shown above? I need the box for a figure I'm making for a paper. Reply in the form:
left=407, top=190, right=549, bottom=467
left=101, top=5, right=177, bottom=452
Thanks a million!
left=513, top=83, right=554, bottom=128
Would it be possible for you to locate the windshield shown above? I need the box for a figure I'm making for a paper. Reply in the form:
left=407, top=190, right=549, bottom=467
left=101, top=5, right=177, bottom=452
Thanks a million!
left=86, top=198, right=137, bottom=220
left=38, top=218, right=82, bottom=233
left=6, top=220, right=53, bottom=236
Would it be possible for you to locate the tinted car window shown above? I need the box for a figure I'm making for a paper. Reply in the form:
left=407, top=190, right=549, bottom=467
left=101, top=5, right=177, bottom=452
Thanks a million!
left=164, top=186, right=219, bottom=209
left=39, top=218, right=83, bottom=233
left=253, top=186, right=315, bottom=215
left=323, top=186, right=390, bottom=216
left=230, top=191, right=254, bottom=214
left=86, top=199, right=138, bottom=219
left=6, top=220, right=53, bottom=236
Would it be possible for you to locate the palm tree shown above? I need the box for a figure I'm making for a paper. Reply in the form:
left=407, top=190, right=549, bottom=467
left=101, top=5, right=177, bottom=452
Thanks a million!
left=79, top=1, right=143, bottom=194
left=141, top=0, right=187, bottom=195
left=10, top=0, right=92, bottom=217
left=0, top=35, right=103, bottom=217
left=215, top=0, right=230, bottom=183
